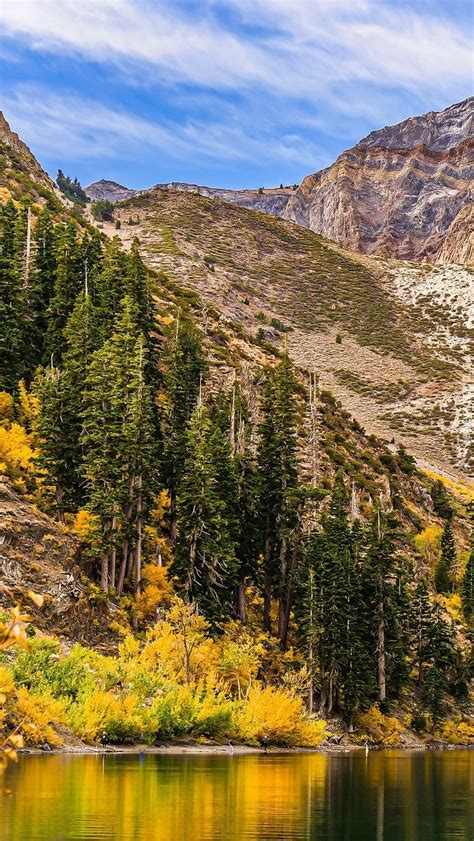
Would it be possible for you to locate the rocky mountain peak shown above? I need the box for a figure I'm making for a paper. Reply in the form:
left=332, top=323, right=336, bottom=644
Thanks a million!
left=284, top=97, right=473, bottom=263
left=358, top=97, right=473, bottom=152
left=85, top=179, right=138, bottom=203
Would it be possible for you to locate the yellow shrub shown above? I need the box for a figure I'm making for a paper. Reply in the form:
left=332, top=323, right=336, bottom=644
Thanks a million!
left=219, top=635, right=263, bottom=699
left=0, top=422, right=36, bottom=474
left=69, top=690, right=145, bottom=744
left=438, top=720, right=474, bottom=746
left=143, top=599, right=219, bottom=686
left=70, top=509, right=99, bottom=540
left=234, top=685, right=326, bottom=746
left=0, top=392, right=14, bottom=424
left=13, top=687, right=65, bottom=747
left=17, top=379, right=39, bottom=427
left=414, top=525, right=442, bottom=567
left=358, top=706, right=404, bottom=745
left=135, top=564, right=174, bottom=623
left=439, top=593, right=463, bottom=622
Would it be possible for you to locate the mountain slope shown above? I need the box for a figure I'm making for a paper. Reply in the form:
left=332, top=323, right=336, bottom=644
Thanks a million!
left=284, top=98, right=473, bottom=263
left=0, top=112, right=63, bottom=206
left=112, top=187, right=472, bottom=478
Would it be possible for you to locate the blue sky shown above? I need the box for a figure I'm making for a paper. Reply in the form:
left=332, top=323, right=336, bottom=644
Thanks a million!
left=1, top=1, right=472, bottom=189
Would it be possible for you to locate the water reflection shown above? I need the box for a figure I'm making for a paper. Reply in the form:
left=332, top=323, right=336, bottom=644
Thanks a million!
left=1, top=750, right=472, bottom=840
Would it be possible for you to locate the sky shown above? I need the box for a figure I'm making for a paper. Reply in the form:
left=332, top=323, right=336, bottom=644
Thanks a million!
left=1, top=1, right=472, bottom=190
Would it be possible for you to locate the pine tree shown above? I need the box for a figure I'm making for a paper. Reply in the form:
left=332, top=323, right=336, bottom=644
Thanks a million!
left=95, top=236, right=128, bottom=340
left=31, top=209, right=57, bottom=363
left=33, top=366, right=75, bottom=519
left=422, top=605, right=457, bottom=725
left=78, top=228, right=103, bottom=301
left=125, top=238, right=152, bottom=336
left=364, top=510, right=408, bottom=702
left=430, top=480, right=453, bottom=520
left=82, top=297, right=157, bottom=593
left=61, top=291, right=102, bottom=503
left=302, top=475, right=375, bottom=723
left=161, top=316, right=207, bottom=544
left=256, top=355, right=301, bottom=644
left=173, top=402, right=237, bottom=623
left=0, top=200, right=23, bottom=390
left=118, top=332, right=157, bottom=594
left=44, top=220, right=81, bottom=360
left=435, top=520, right=456, bottom=594
left=462, top=546, right=474, bottom=619
left=411, top=581, right=458, bottom=723
left=211, top=384, right=260, bottom=622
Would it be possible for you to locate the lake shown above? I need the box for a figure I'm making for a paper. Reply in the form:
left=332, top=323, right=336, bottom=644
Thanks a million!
left=1, top=750, right=472, bottom=840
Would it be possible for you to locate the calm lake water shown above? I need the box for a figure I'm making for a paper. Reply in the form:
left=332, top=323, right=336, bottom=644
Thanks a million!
left=1, top=750, right=472, bottom=840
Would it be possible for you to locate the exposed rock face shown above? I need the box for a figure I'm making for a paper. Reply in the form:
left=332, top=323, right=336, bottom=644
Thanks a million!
left=0, top=480, right=121, bottom=648
left=156, top=182, right=292, bottom=217
left=85, top=179, right=138, bottom=203
left=435, top=204, right=474, bottom=265
left=284, top=98, right=473, bottom=263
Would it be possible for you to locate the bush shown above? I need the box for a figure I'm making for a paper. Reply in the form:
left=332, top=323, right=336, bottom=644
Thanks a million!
left=11, top=687, right=66, bottom=746
left=358, top=706, right=404, bottom=745
left=234, top=685, right=326, bottom=746
left=91, top=199, right=114, bottom=222
left=70, top=690, right=146, bottom=744
left=0, top=422, right=36, bottom=477
left=438, top=719, right=474, bottom=746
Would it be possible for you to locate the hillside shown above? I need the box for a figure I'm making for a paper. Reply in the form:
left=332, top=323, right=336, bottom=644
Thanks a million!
left=112, top=188, right=472, bottom=480
left=284, top=98, right=473, bottom=264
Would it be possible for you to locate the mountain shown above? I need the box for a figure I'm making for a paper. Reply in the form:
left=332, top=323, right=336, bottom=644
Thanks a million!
left=1, top=107, right=471, bottom=478
left=284, top=98, right=473, bottom=263
left=85, top=179, right=138, bottom=203
left=154, top=183, right=293, bottom=216
left=86, top=179, right=292, bottom=217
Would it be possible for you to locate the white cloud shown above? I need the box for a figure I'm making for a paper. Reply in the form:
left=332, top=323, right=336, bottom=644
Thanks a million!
left=1, top=0, right=471, bottom=103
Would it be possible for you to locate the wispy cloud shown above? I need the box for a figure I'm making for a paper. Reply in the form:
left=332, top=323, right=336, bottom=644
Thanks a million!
left=1, top=0, right=471, bottom=101
left=2, top=85, right=325, bottom=169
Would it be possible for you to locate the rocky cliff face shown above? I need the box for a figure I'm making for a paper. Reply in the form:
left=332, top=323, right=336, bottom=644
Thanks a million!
left=157, top=183, right=292, bottom=217
left=284, top=98, right=473, bottom=264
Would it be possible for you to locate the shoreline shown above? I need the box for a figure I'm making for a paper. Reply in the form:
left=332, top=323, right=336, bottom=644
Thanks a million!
left=20, top=741, right=472, bottom=757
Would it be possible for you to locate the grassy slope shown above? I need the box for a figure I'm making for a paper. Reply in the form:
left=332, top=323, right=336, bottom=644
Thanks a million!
left=114, top=189, right=471, bottom=479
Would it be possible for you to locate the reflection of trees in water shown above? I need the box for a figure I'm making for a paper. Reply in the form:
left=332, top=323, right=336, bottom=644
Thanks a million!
left=2, top=752, right=472, bottom=840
